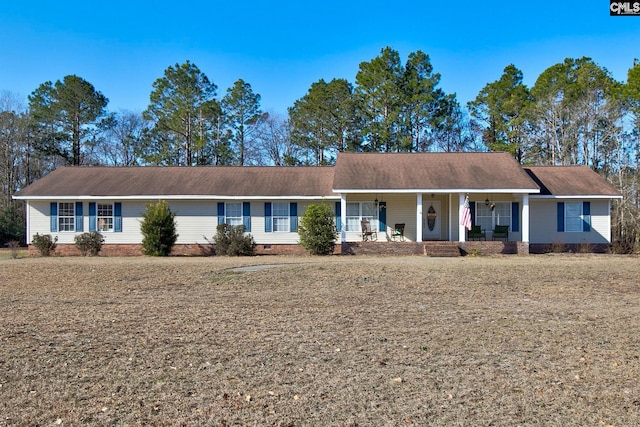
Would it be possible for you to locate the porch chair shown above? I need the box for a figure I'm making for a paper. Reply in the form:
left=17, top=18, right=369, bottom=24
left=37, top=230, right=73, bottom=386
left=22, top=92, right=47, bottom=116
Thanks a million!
left=492, top=225, right=509, bottom=241
left=467, top=225, right=486, bottom=240
left=361, top=220, right=377, bottom=241
left=392, top=223, right=405, bottom=241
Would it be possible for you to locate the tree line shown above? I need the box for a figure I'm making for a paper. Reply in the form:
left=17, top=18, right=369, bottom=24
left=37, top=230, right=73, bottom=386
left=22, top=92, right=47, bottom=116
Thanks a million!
left=1, top=47, right=639, bottom=249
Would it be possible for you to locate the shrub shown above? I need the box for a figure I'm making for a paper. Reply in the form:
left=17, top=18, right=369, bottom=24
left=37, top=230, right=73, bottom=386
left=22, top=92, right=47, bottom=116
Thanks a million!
left=140, top=200, right=178, bottom=256
left=8, top=240, right=20, bottom=259
left=578, top=240, right=593, bottom=254
left=551, top=238, right=565, bottom=253
left=214, top=223, right=256, bottom=256
left=298, top=202, right=337, bottom=255
left=32, top=233, right=58, bottom=256
left=74, top=231, right=105, bottom=256
left=467, top=247, right=483, bottom=257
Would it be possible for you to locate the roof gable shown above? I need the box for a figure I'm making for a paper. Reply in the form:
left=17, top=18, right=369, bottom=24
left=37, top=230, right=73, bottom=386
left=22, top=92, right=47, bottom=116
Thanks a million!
left=333, top=152, right=539, bottom=192
left=524, top=166, right=622, bottom=197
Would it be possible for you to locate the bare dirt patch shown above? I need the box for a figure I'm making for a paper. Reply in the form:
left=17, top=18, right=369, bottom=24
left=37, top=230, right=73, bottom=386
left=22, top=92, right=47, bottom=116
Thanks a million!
left=1, top=255, right=639, bottom=425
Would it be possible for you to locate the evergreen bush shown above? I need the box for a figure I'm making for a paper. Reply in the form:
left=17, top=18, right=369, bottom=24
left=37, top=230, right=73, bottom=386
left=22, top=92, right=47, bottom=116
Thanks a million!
left=214, top=223, right=256, bottom=256
left=0, top=204, right=25, bottom=246
left=140, top=200, right=178, bottom=256
left=298, top=202, right=337, bottom=255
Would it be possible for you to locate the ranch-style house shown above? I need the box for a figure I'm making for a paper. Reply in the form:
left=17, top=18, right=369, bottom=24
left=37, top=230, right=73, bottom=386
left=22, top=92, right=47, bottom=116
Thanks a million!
left=13, top=152, right=622, bottom=256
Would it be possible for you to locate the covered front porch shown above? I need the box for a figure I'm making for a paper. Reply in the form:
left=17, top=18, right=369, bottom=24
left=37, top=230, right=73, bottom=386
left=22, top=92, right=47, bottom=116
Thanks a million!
left=337, top=191, right=531, bottom=247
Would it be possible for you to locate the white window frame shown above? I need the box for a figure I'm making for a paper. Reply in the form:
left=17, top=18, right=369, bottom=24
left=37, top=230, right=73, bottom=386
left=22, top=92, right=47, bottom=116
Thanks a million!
left=225, top=202, right=243, bottom=226
left=97, top=203, right=114, bottom=232
left=564, top=201, right=583, bottom=232
left=58, top=202, right=75, bottom=232
left=345, top=201, right=378, bottom=232
left=272, top=202, right=290, bottom=232
left=475, top=201, right=510, bottom=231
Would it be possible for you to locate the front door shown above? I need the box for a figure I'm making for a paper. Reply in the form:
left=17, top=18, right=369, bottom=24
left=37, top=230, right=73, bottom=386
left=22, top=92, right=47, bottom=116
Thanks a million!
left=422, top=200, right=441, bottom=240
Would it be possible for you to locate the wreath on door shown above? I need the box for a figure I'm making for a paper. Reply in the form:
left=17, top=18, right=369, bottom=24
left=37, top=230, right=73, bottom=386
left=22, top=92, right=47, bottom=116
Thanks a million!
left=427, top=205, right=437, bottom=231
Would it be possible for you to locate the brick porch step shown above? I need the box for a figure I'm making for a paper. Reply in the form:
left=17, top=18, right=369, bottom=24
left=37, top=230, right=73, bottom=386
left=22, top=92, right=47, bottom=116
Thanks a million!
left=423, top=242, right=461, bottom=257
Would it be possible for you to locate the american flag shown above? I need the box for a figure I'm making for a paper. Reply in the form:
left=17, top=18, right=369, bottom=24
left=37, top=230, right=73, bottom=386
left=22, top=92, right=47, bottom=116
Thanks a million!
left=460, top=196, right=472, bottom=231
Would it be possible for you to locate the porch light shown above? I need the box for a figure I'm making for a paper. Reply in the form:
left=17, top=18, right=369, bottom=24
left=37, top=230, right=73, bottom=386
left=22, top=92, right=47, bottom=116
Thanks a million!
left=485, top=198, right=490, bottom=206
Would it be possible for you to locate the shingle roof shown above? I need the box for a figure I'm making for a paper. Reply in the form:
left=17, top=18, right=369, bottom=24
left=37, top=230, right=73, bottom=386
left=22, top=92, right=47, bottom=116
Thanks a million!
left=13, top=154, right=623, bottom=200
left=14, top=166, right=337, bottom=198
left=524, top=166, right=622, bottom=197
left=333, top=152, right=539, bottom=192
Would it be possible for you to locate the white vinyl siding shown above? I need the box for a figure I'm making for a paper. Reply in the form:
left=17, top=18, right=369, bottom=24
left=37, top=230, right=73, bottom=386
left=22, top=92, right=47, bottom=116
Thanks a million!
left=528, top=199, right=611, bottom=244
left=25, top=197, right=612, bottom=247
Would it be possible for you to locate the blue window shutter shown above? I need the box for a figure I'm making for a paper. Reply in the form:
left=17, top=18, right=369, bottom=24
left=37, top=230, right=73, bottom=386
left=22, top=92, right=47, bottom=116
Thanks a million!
left=243, top=202, right=251, bottom=231
left=75, top=202, right=83, bottom=232
left=378, top=201, right=386, bottom=233
left=89, top=202, right=96, bottom=232
left=217, top=202, right=225, bottom=225
left=290, top=202, right=298, bottom=232
left=50, top=202, right=58, bottom=232
left=557, top=202, right=565, bottom=232
left=114, top=203, right=122, bottom=232
left=469, top=202, right=476, bottom=226
left=511, top=202, right=519, bottom=232
left=335, top=201, right=341, bottom=232
left=264, top=202, right=272, bottom=232
left=583, top=201, right=591, bottom=232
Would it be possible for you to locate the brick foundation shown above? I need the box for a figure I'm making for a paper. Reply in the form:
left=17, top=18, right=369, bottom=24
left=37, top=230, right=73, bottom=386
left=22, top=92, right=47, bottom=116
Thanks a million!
left=29, top=241, right=611, bottom=257
left=341, top=241, right=425, bottom=256
left=28, top=243, right=342, bottom=257
left=529, top=243, right=610, bottom=254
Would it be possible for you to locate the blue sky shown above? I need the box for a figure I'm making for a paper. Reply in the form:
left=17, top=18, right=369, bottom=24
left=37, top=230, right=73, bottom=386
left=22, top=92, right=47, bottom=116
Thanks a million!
left=1, top=1, right=639, bottom=115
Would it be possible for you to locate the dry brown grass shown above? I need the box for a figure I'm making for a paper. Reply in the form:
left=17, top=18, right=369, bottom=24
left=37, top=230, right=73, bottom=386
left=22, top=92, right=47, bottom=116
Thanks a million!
left=1, top=254, right=639, bottom=426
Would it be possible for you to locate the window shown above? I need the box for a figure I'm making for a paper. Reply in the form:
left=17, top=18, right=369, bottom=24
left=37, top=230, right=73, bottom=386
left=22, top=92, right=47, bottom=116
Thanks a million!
left=475, top=202, right=510, bottom=231
left=264, top=202, right=295, bottom=233
left=58, top=202, right=75, bottom=232
left=97, top=203, right=113, bottom=232
left=346, top=202, right=377, bottom=232
left=225, top=202, right=243, bottom=226
left=89, top=202, right=122, bottom=233
left=564, top=202, right=583, bottom=232
left=272, top=202, right=289, bottom=232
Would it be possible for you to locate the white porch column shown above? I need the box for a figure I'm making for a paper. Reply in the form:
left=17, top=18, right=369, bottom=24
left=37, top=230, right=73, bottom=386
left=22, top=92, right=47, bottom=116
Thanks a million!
left=448, top=193, right=453, bottom=241
left=340, top=194, right=347, bottom=242
left=458, top=193, right=467, bottom=242
left=416, top=193, right=423, bottom=242
left=25, top=200, right=31, bottom=244
left=522, top=194, right=530, bottom=243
